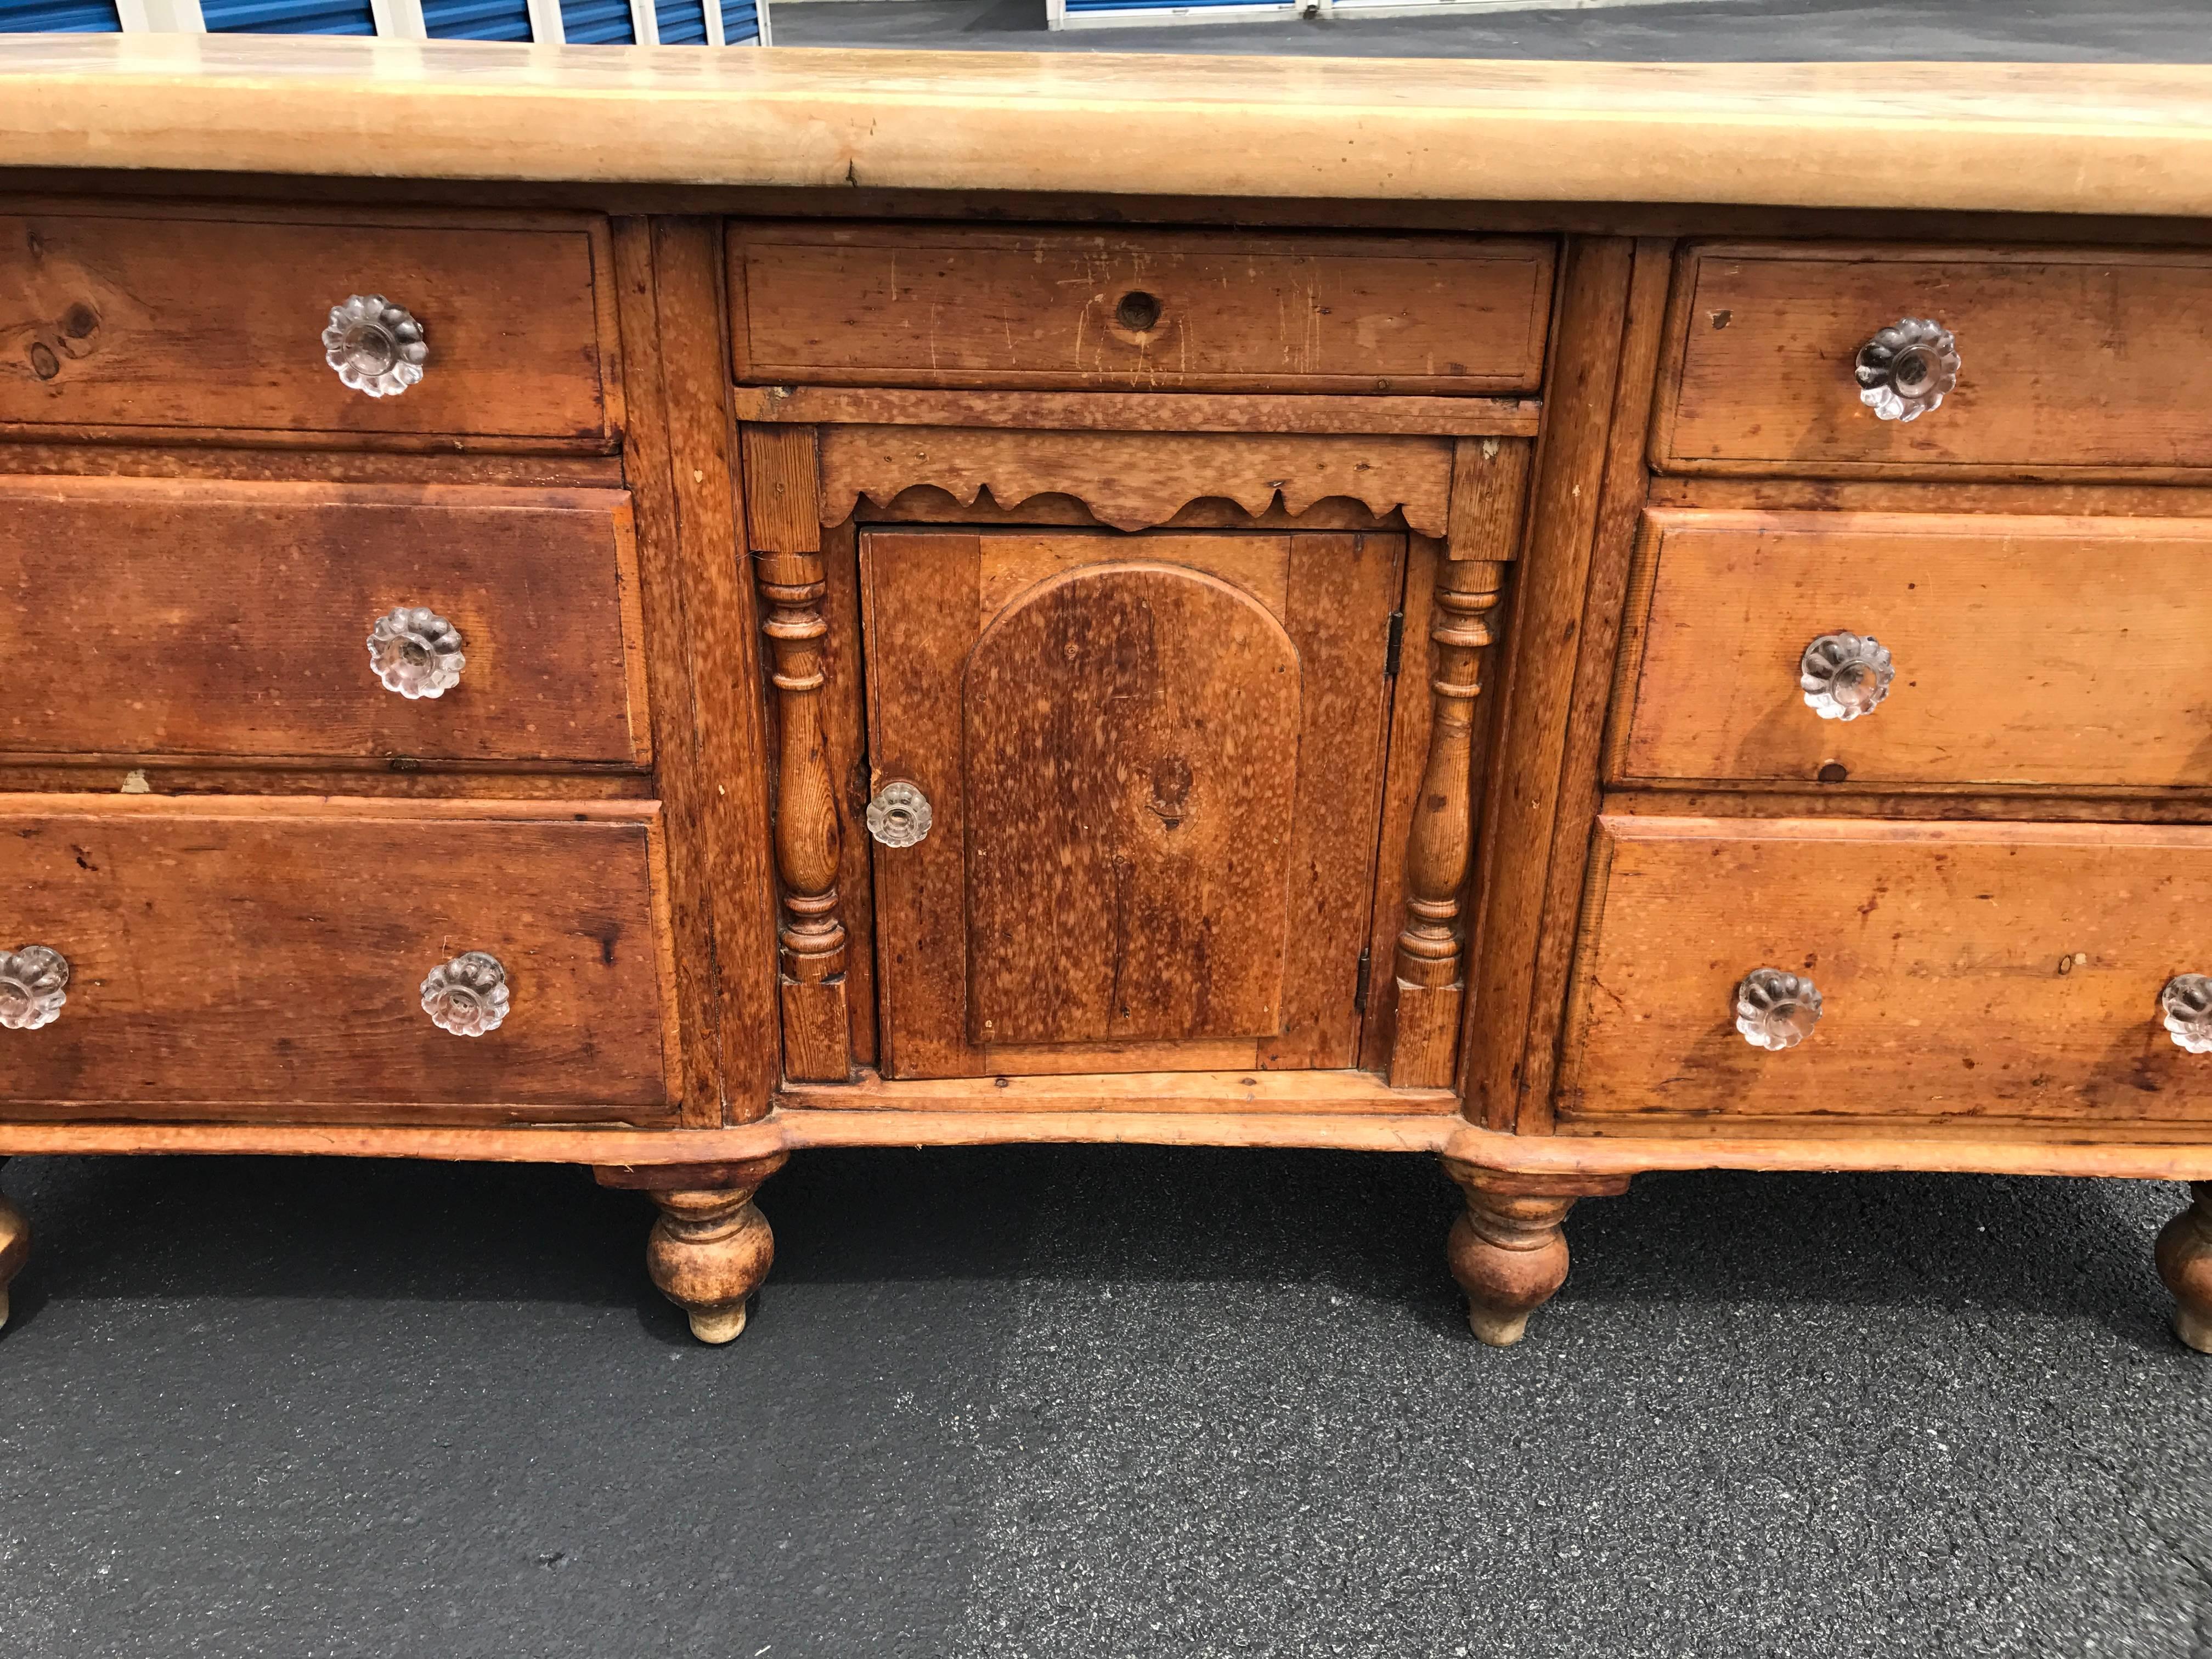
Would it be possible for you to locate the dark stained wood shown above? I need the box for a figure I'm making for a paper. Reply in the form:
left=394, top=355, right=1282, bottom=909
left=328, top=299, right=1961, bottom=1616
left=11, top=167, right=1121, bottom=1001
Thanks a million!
left=1646, top=475, right=2212, bottom=518
left=817, top=426, right=1453, bottom=537
left=730, top=223, right=1555, bottom=394
left=1602, top=788, right=2212, bottom=823
left=854, top=483, right=1407, bottom=534
left=1, top=208, right=619, bottom=449
left=1612, top=508, right=2212, bottom=791
left=633, top=1153, right=788, bottom=1343
left=0, top=475, right=648, bottom=768
left=1655, top=241, right=2212, bottom=477
left=0, top=442, right=624, bottom=488
left=1459, top=236, right=1641, bottom=1131
left=738, top=421, right=822, bottom=554
left=1359, top=535, right=1437, bottom=1074
left=2157, top=1183, right=2212, bottom=1354
left=1559, top=814, right=2212, bottom=1127
left=0, top=795, right=678, bottom=1122
left=0, top=1161, right=25, bottom=1331
left=816, top=518, right=878, bottom=1069
left=865, top=527, right=1396, bottom=1079
left=613, top=216, right=781, bottom=1126
left=1440, top=1159, right=1631, bottom=1345
left=0, top=761, right=653, bottom=798
left=732, top=384, right=1542, bottom=437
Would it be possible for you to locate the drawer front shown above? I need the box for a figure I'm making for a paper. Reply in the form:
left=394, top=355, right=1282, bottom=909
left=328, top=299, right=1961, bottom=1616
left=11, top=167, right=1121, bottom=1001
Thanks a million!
left=1612, top=510, right=2212, bottom=791
left=732, top=224, right=1554, bottom=393
left=0, top=799, right=676, bottom=1122
left=1657, top=243, right=2212, bottom=473
left=0, top=477, right=649, bottom=768
left=1559, top=815, right=2212, bottom=1126
left=1, top=211, right=615, bottom=445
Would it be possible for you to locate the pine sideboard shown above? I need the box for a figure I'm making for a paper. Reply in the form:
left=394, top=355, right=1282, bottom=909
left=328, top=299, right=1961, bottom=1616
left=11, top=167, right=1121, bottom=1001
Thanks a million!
left=3, top=39, right=2212, bottom=1351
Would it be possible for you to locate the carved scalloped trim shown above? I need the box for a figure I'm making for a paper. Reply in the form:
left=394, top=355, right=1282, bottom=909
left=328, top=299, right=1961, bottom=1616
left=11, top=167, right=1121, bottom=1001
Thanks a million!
left=816, top=426, right=1453, bottom=538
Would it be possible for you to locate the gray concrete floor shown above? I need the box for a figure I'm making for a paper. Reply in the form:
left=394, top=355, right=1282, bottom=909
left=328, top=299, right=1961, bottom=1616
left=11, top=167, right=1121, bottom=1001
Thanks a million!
left=2, top=1149, right=2208, bottom=1656
left=772, top=0, right=2212, bottom=60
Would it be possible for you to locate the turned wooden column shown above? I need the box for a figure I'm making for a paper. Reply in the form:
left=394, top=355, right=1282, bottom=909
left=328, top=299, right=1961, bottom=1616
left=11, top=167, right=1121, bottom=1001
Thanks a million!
left=0, top=1157, right=28, bottom=1332
left=1390, top=437, right=1532, bottom=1087
left=597, top=1155, right=789, bottom=1345
left=742, top=422, right=851, bottom=1082
left=2156, top=1181, right=2212, bottom=1355
left=1441, top=1160, right=1628, bottom=1347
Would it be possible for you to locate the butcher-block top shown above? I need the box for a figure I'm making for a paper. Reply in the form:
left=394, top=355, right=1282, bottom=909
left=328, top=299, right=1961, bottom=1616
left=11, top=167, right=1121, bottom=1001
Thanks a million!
left=0, top=35, right=2208, bottom=217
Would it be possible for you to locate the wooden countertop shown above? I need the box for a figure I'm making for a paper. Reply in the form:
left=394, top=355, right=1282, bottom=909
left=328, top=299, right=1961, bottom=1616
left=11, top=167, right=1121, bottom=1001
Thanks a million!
left=2, top=35, right=2209, bottom=216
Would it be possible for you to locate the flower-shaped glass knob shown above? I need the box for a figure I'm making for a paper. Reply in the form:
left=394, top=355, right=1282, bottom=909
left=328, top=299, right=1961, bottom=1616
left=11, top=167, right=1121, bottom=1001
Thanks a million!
left=1800, top=631, right=1894, bottom=721
left=2162, top=974, right=2212, bottom=1055
left=421, top=951, right=510, bottom=1037
left=0, top=944, right=69, bottom=1031
left=369, top=606, right=465, bottom=699
left=1734, top=967, right=1822, bottom=1051
left=1855, top=318, right=1959, bottom=423
left=324, top=295, right=428, bottom=398
left=866, top=781, right=932, bottom=848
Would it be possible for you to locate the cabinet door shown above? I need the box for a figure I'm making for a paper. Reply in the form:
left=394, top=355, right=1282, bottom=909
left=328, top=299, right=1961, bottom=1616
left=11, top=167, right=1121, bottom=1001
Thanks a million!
left=862, top=528, right=1402, bottom=1079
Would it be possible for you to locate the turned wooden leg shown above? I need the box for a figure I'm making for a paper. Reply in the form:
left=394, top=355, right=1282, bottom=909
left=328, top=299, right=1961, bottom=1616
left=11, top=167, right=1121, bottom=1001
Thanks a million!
left=595, top=1155, right=788, bottom=1345
left=2156, top=1181, right=2212, bottom=1356
left=1441, top=1160, right=1628, bottom=1347
left=0, top=1158, right=27, bottom=1333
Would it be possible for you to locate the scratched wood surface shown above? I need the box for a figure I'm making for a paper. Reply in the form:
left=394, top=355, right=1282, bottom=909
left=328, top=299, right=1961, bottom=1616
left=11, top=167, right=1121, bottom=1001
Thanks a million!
left=0, top=797, right=676, bottom=1121
left=1613, top=509, right=2212, bottom=792
left=0, top=475, right=648, bottom=769
left=864, top=527, right=1396, bottom=1080
left=0, top=208, right=617, bottom=448
left=1657, top=244, right=2212, bottom=476
left=1559, top=815, right=2212, bottom=1126
left=731, top=224, right=1554, bottom=394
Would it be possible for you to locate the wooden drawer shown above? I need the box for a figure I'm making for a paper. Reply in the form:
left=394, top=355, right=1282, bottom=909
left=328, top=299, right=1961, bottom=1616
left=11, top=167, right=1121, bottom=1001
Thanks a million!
left=1611, top=510, right=2212, bottom=792
left=731, top=224, right=1554, bottom=394
left=1655, top=243, right=2212, bottom=475
left=0, top=210, right=617, bottom=448
left=1559, top=815, right=2212, bottom=1127
left=0, top=798, right=678, bottom=1124
left=0, top=476, right=649, bottom=769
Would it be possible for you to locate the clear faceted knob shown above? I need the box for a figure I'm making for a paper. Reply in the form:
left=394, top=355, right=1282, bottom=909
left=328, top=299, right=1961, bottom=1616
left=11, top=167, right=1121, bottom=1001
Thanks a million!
left=1734, top=967, right=1822, bottom=1051
left=421, top=951, right=510, bottom=1037
left=1801, top=631, right=1894, bottom=721
left=866, top=781, right=933, bottom=848
left=2163, top=975, right=2212, bottom=1055
left=324, top=295, right=428, bottom=397
left=0, top=944, right=69, bottom=1031
left=369, top=606, right=465, bottom=699
left=1855, top=318, right=1959, bottom=422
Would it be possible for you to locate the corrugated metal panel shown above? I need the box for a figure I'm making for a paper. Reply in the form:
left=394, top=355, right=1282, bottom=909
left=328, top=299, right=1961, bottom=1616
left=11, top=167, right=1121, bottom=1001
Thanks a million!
left=718, top=0, right=755, bottom=42
left=202, top=0, right=376, bottom=31
left=0, top=0, right=123, bottom=27
left=423, top=0, right=532, bottom=37
left=652, top=0, right=702, bottom=41
left=557, top=0, right=631, bottom=40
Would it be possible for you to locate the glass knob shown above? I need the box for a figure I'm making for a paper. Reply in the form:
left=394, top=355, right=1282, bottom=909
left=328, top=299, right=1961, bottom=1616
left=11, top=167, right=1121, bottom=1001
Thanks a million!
left=1734, top=967, right=1822, bottom=1051
left=421, top=951, right=510, bottom=1038
left=1855, top=318, right=1958, bottom=423
left=2163, top=975, right=2212, bottom=1055
left=0, top=945, right=69, bottom=1031
left=865, top=781, right=933, bottom=848
left=368, top=606, right=465, bottom=699
left=324, top=295, right=428, bottom=398
left=1800, top=631, right=1894, bottom=722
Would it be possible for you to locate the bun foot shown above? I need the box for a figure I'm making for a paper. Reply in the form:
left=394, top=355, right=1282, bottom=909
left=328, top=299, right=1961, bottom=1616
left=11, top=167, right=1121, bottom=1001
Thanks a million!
left=595, top=1155, right=788, bottom=1347
left=1441, top=1159, right=1628, bottom=1348
left=2155, top=1181, right=2212, bottom=1356
left=0, top=1166, right=27, bottom=1334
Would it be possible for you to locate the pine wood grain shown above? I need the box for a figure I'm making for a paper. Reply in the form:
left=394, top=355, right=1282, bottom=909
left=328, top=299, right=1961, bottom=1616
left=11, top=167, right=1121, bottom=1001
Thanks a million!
left=1657, top=242, right=2212, bottom=476
left=1, top=207, right=616, bottom=449
left=1613, top=509, right=2212, bottom=791
left=0, top=796, right=677, bottom=1122
left=1559, top=815, right=2212, bottom=1126
left=816, top=426, right=1453, bottom=538
left=731, top=224, right=1553, bottom=394
left=0, top=475, right=647, bottom=768
left=732, top=385, right=1541, bottom=437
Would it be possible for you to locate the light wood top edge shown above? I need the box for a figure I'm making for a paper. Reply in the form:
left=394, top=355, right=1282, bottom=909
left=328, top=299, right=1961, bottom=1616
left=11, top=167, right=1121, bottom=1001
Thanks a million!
left=2, top=37, right=2209, bottom=216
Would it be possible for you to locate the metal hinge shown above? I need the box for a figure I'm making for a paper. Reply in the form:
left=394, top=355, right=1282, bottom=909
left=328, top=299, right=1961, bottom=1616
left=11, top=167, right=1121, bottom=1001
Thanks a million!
left=1353, top=945, right=1373, bottom=1012
left=1384, top=610, right=1404, bottom=678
